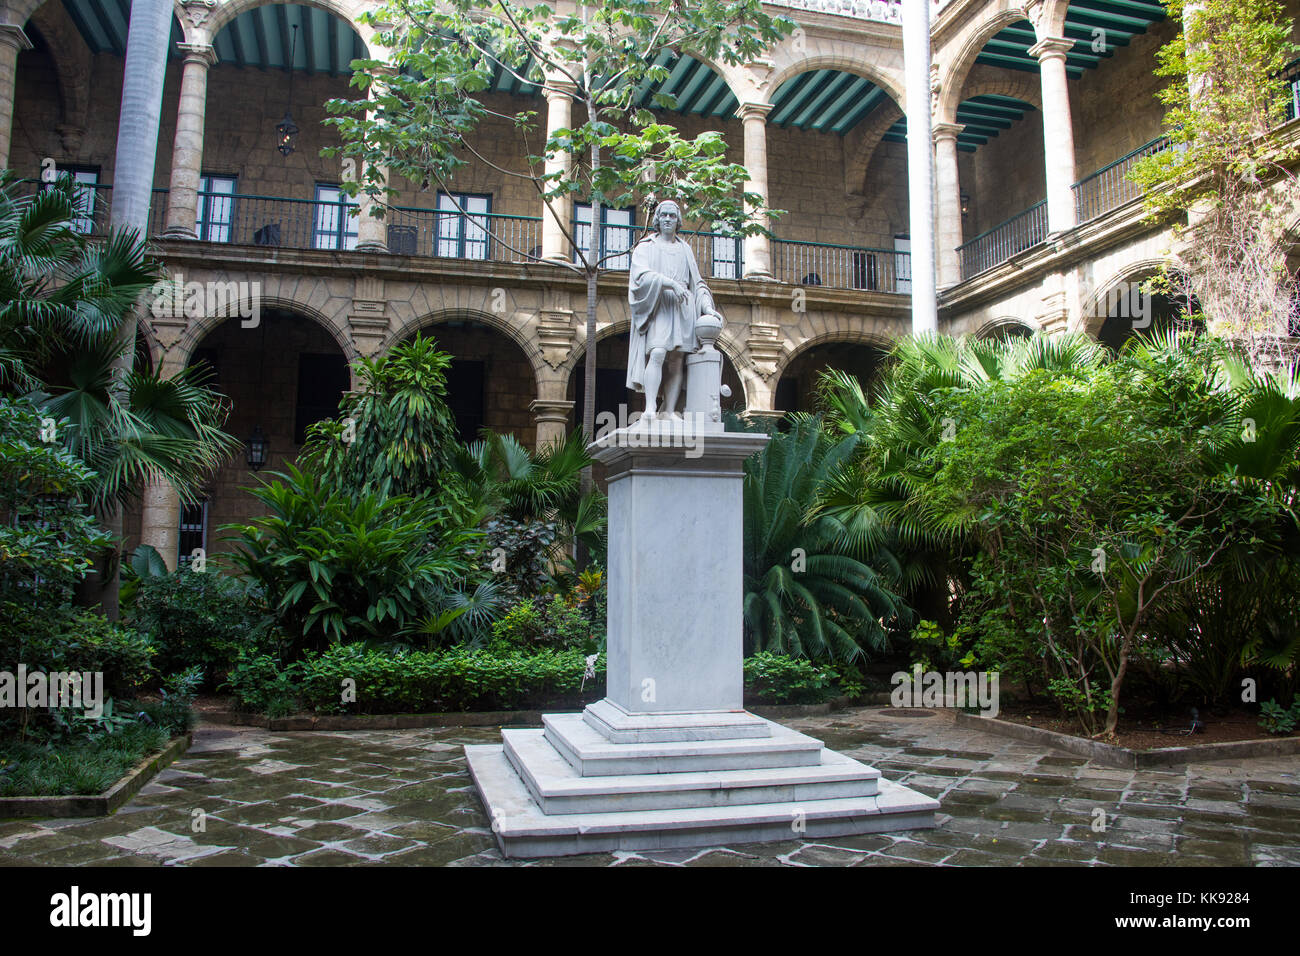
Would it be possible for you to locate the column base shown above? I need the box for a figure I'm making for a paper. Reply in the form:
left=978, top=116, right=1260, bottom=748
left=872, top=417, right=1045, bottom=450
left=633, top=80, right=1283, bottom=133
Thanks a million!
left=160, top=226, right=198, bottom=240
left=355, top=240, right=389, bottom=254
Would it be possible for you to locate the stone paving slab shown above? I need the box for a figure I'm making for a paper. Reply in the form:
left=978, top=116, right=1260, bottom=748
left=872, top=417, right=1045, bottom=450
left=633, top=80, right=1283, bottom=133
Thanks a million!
left=0, top=710, right=1295, bottom=867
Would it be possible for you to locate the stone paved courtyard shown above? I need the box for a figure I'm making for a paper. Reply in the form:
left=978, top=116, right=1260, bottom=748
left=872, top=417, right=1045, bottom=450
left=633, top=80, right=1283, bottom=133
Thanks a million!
left=1, top=707, right=1297, bottom=867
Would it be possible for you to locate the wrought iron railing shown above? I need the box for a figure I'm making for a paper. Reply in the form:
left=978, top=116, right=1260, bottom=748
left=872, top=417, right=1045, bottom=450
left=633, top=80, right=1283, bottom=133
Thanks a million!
left=1072, top=136, right=1171, bottom=225
left=956, top=200, right=1048, bottom=281
left=386, top=204, right=541, bottom=262
left=186, top=192, right=543, bottom=260
left=771, top=237, right=908, bottom=292
left=11, top=180, right=169, bottom=238
left=11, top=180, right=911, bottom=293
left=1284, top=57, right=1300, bottom=122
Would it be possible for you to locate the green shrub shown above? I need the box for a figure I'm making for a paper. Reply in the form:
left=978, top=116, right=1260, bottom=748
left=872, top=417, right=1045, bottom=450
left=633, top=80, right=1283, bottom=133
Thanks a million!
left=489, top=595, right=601, bottom=652
left=0, top=602, right=155, bottom=698
left=0, top=397, right=112, bottom=605
left=222, top=464, right=478, bottom=654
left=224, top=653, right=305, bottom=718
left=225, top=644, right=606, bottom=714
left=129, top=570, right=273, bottom=679
left=1259, top=698, right=1300, bottom=735
left=0, top=603, right=157, bottom=741
left=743, top=652, right=834, bottom=704
left=134, top=666, right=204, bottom=735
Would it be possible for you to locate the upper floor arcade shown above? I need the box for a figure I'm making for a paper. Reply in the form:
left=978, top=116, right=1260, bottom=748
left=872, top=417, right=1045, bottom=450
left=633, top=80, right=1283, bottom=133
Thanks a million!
left=0, top=0, right=1296, bottom=333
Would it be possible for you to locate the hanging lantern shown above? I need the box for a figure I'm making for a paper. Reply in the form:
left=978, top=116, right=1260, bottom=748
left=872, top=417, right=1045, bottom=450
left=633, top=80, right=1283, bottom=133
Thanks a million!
left=275, top=24, right=300, bottom=157
left=245, top=424, right=270, bottom=471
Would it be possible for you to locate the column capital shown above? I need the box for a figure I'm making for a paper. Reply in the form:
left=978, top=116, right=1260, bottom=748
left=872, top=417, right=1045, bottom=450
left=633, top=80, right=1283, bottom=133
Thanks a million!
left=737, top=101, right=773, bottom=122
left=0, top=24, right=32, bottom=52
left=177, top=43, right=217, bottom=67
left=1027, top=37, right=1074, bottom=62
left=545, top=79, right=578, bottom=100
left=932, top=122, right=964, bottom=144
left=530, top=398, right=575, bottom=420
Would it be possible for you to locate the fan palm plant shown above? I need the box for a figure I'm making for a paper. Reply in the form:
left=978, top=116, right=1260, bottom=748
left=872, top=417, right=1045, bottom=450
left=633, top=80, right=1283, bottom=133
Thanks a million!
left=0, top=173, right=239, bottom=612
left=452, top=428, right=607, bottom=558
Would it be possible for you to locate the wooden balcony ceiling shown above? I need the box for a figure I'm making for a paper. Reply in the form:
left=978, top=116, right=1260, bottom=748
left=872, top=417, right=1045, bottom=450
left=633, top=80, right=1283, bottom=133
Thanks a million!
left=979, top=1, right=1166, bottom=78
left=60, top=0, right=184, bottom=58
left=60, top=0, right=367, bottom=76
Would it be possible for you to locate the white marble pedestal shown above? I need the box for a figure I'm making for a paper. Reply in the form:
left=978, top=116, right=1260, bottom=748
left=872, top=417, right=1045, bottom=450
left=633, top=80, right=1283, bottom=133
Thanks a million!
left=466, top=421, right=938, bottom=857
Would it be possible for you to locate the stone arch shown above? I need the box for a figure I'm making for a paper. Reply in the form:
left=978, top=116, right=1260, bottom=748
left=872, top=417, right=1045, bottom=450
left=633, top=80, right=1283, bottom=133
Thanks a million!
left=955, top=63, right=1042, bottom=110
left=937, top=2, right=1035, bottom=125
left=396, top=308, right=543, bottom=445
left=843, top=100, right=905, bottom=197
left=764, top=49, right=907, bottom=117
left=772, top=325, right=897, bottom=383
left=8, top=0, right=190, bottom=38
left=24, top=2, right=92, bottom=140
left=974, top=315, right=1039, bottom=340
left=201, top=0, right=373, bottom=51
left=772, top=330, right=895, bottom=415
left=167, top=292, right=357, bottom=376
left=386, top=306, right=547, bottom=383
left=1079, top=257, right=1177, bottom=339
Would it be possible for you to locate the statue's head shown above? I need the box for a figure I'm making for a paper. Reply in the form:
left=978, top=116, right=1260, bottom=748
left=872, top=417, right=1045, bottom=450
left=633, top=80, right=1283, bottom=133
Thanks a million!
left=651, top=200, right=682, bottom=236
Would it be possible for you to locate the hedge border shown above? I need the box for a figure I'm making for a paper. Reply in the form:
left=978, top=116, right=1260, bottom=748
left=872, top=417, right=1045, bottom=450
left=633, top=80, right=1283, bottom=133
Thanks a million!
left=954, top=711, right=1300, bottom=768
left=200, top=696, right=891, bottom=731
left=0, top=733, right=192, bottom=819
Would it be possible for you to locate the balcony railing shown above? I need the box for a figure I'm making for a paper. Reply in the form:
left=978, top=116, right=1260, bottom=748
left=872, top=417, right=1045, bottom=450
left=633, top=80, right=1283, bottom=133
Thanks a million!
left=771, top=238, right=908, bottom=292
left=11, top=180, right=912, bottom=295
left=1073, top=136, right=1172, bottom=225
left=1285, top=57, right=1300, bottom=122
left=957, top=200, right=1048, bottom=281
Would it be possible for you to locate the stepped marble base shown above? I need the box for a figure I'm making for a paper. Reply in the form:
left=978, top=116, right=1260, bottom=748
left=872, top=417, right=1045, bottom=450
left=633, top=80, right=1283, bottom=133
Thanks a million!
left=467, top=703, right=938, bottom=858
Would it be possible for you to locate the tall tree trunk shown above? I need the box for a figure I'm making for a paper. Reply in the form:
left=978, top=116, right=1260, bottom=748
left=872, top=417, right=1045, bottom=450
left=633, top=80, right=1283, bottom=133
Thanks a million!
left=91, top=0, right=173, bottom=619
left=579, top=107, right=602, bottom=499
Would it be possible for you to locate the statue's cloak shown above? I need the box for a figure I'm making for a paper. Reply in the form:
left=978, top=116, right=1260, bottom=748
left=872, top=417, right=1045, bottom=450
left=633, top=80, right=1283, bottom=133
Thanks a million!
left=627, top=233, right=717, bottom=393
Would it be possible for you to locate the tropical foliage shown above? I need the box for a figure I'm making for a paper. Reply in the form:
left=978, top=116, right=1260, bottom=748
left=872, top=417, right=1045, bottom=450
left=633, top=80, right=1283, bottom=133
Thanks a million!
left=817, top=331, right=1300, bottom=736
left=742, top=416, right=910, bottom=662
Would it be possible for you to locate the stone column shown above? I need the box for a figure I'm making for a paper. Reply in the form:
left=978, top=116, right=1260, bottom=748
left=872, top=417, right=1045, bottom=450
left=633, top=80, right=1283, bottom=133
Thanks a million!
left=739, top=101, right=774, bottom=279
left=140, top=478, right=183, bottom=570
left=933, top=122, right=964, bottom=288
left=163, top=44, right=217, bottom=239
left=0, top=24, right=32, bottom=171
left=541, top=82, right=575, bottom=261
left=530, top=397, right=574, bottom=449
left=902, top=0, right=938, bottom=334
left=1029, top=36, right=1078, bottom=234
left=354, top=160, right=389, bottom=253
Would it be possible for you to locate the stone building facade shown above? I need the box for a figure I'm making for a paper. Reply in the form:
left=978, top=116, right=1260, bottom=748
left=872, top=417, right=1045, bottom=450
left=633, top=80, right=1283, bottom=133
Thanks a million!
left=1, top=0, right=1298, bottom=564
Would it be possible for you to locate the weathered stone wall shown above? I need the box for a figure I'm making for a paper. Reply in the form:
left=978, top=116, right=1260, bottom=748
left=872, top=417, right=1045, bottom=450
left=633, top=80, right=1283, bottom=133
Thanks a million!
left=967, top=97, right=1044, bottom=238
left=1070, top=17, right=1176, bottom=183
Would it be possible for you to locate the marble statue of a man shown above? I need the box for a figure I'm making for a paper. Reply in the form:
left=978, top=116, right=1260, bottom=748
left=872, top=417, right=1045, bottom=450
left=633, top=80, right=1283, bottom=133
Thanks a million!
left=627, top=200, right=724, bottom=418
